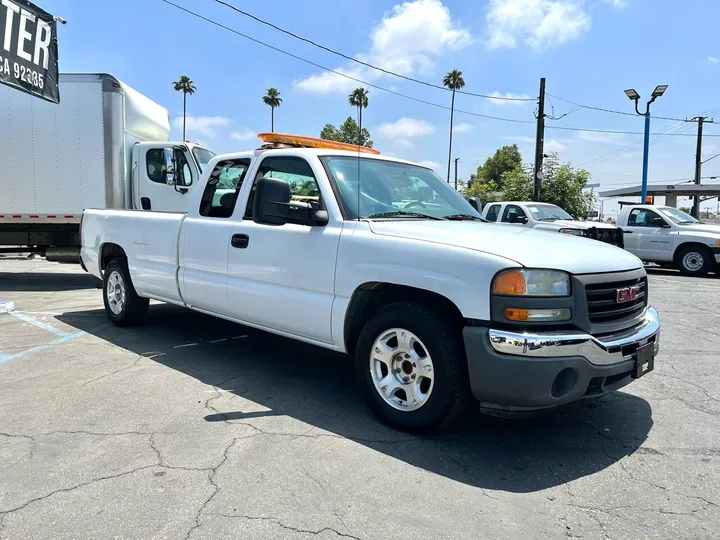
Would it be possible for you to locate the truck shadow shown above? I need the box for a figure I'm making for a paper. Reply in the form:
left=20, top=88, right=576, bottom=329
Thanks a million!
left=58, top=304, right=653, bottom=493
left=0, top=271, right=100, bottom=291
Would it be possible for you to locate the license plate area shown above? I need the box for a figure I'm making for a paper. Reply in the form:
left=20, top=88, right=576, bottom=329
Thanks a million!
left=633, top=342, right=655, bottom=378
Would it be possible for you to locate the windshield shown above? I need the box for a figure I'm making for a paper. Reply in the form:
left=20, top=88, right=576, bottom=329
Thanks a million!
left=320, top=156, right=481, bottom=220
left=525, top=204, right=573, bottom=221
left=658, top=207, right=700, bottom=224
left=192, top=147, right=216, bottom=173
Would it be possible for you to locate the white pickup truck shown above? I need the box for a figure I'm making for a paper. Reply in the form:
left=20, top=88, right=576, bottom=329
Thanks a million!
left=81, top=136, right=660, bottom=431
left=616, top=204, right=720, bottom=276
left=481, top=201, right=623, bottom=248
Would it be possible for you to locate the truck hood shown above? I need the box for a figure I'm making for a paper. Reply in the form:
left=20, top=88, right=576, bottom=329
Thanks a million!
left=536, top=219, right=617, bottom=230
left=677, top=223, right=720, bottom=236
left=368, top=221, right=641, bottom=274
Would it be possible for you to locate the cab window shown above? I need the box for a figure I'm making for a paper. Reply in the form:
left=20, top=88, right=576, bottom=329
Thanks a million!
left=485, top=204, right=501, bottom=222
left=199, top=159, right=250, bottom=218
left=501, top=204, right=527, bottom=223
left=244, top=156, right=321, bottom=225
left=628, top=208, right=663, bottom=227
left=146, top=149, right=167, bottom=184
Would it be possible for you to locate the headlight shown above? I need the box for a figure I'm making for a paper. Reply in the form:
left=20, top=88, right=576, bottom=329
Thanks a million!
left=493, top=269, right=571, bottom=296
left=559, top=228, right=586, bottom=236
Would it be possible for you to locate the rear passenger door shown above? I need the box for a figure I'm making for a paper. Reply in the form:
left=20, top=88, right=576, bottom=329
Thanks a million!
left=483, top=203, right=502, bottom=222
left=180, top=158, right=250, bottom=314
left=225, top=155, right=341, bottom=343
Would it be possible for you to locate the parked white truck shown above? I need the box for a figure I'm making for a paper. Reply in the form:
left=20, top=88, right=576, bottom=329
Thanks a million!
left=81, top=134, right=660, bottom=431
left=616, top=204, right=720, bottom=276
left=0, top=73, right=215, bottom=262
left=481, top=201, right=624, bottom=247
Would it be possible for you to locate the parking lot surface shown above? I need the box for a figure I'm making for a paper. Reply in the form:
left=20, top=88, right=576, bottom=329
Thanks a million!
left=1, top=257, right=719, bottom=539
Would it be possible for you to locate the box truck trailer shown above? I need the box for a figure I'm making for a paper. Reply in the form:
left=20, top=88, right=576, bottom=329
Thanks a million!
left=0, top=73, right=215, bottom=262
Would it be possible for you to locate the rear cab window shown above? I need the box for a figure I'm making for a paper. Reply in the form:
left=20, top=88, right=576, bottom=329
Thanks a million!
left=199, top=158, right=251, bottom=218
left=485, top=204, right=501, bottom=222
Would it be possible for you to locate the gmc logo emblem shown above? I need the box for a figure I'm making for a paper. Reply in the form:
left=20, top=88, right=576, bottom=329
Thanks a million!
left=617, top=286, right=640, bottom=303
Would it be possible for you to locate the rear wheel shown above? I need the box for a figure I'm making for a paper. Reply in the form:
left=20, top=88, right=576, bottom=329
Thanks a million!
left=103, top=258, right=149, bottom=326
left=355, top=302, right=470, bottom=432
left=675, top=245, right=713, bottom=277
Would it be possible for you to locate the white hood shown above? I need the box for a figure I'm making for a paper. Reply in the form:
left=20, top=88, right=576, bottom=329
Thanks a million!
left=536, top=220, right=617, bottom=231
left=368, top=221, right=641, bottom=274
left=678, top=223, right=720, bottom=236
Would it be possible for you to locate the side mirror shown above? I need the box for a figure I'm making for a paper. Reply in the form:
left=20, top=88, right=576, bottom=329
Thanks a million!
left=652, top=217, right=669, bottom=228
left=508, top=213, right=521, bottom=224
left=518, top=215, right=528, bottom=224
left=465, top=197, right=479, bottom=211
left=253, top=176, right=291, bottom=225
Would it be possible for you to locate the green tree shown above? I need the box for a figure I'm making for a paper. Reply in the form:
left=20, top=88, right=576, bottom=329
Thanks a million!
left=464, top=179, right=499, bottom=205
left=498, top=154, right=594, bottom=217
left=172, top=75, right=196, bottom=140
left=443, top=69, right=465, bottom=182
left=680, top=206, right=691, bottom=214
left=476, top=144, right=523, bottom=188
left=262, top=88, right=282, bottom=131
left=320, top=117, right=373, bottom=147
left=348, top=88, right=369, bottom=145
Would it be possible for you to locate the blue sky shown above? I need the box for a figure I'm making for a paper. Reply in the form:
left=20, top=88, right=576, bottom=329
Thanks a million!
left=42, top=0, right=720, bottom=214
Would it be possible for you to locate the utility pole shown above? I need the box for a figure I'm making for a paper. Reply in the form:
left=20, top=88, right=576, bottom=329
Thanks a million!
left=532, top=77, right=546, bottom=202
left=692, top=117, right=705, bottom=218
left=454, top=157, right=460, bottom=191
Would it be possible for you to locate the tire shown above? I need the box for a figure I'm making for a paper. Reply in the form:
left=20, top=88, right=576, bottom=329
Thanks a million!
left=103, top=258, right=149, bottom=326
left=355, top=302, right=471, bottom=432
left=674, top=245, right=713, bottom=277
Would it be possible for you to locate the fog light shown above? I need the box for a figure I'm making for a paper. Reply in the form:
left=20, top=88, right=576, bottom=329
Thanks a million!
left=504, top=308, right=571, bottom=322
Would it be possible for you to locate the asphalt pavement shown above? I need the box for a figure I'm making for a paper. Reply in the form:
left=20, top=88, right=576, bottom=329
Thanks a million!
left=0, top=257, right=719, bottom=539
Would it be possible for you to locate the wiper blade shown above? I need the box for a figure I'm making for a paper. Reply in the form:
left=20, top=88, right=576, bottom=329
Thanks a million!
left=367, top=210, right=446, bottom=221
left=444, top=213, right=487, bottom=222
left=538, top=218, right=558, bottom=221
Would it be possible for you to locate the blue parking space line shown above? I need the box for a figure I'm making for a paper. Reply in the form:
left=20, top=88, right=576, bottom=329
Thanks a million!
left=9, top=311, right=72, bottom=338
left=0, top=331, right=86, bottom=365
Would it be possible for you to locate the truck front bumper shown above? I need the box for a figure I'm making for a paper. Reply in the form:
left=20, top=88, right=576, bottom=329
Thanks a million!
left=462, top=307, right=659, bottom=413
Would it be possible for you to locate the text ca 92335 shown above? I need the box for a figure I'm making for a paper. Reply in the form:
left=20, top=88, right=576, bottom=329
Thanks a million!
left=0, top=55, right=44, bottom=89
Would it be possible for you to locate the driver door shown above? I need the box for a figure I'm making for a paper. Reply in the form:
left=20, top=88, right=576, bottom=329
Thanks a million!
left=133, top=143, right=195, bottom=212
left=501, top=204, right=529, bottom=227
left=623, top=208, right=673, bottom=261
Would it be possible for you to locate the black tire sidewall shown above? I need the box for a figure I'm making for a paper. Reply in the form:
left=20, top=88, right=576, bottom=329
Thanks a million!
left=677, top=246, right=712, bottom=276
left=355, top=303, right=467, bottom=432
left=103, top=260, right=128, bottom=324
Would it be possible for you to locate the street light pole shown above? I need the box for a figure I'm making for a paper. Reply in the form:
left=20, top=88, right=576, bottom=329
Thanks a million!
left=454, top=157, right=460, bottom=191
left=624, top=85, right=668, bottom=203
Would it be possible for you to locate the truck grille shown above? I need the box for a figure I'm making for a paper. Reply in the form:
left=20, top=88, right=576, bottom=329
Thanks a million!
left=585, top=276, right=647, bottom=324
left=586, top=227, right=624, bottom=248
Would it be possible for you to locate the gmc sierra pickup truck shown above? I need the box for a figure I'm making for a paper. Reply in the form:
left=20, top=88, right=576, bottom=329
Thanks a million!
left=81, top=134, right=660, bottom=431
left=616, top=204, right=720, bottom=276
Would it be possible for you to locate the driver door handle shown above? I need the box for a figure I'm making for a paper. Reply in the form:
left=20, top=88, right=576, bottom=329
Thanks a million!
left=231, top=234, right=249, bottom=249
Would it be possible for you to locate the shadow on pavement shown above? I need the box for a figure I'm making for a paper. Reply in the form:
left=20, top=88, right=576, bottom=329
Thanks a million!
left=59, top=304, right=654, bottom=493
left=0, top=271, right=100, bottom=292
left=645, top=266, right=719, bottom=279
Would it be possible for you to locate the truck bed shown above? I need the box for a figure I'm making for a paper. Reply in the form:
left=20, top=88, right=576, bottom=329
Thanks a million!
left=81, top=209, right=185, bottom=304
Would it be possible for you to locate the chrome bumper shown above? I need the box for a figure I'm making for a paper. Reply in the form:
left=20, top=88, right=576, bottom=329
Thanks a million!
left=488, top=307, right=660, bottom=366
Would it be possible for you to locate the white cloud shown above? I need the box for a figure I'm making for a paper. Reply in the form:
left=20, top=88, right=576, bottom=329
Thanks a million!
left=453, top=122, right=474, bottom=133
left=230, top=129, right=257, bottom=142
left=377, top=117, right=435, bottom=139
left=545, top=139, right=568, bottom=152
left=295, top=0, right=472, bottom=94
left=709, top=56, right=718, bottom=64
left=503, top=135, right=535, bottom=144
left=603, top=0, right=626, bottom=7
left=487, top=91, right=532, bottom=105
left=486, top=0, right=591, bottom=51
left=417, top=160, right=442, bottom=170
left=576, top=131, right=624, bottom=144
left=394, top=139, right=416, bottom=149
left=173, top=115, right=230, bottom=138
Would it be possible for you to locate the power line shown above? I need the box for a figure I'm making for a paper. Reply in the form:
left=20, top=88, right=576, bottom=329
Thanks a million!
left=213, top=0, right=535, bottom=102
left=546, top=125, right=720, bottom=137
left=160, top=0, right=536, bottom=125
left=546, top=92, right=694, bottom=123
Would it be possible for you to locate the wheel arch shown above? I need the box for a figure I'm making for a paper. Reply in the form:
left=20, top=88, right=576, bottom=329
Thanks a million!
left=99, top=242, right=127, bottom=272
left=673, top=241, right=712, bottom=262
left=343, top=282, right=465, bottom=356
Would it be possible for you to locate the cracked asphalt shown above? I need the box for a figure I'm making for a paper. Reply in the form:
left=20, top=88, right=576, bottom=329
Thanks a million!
left=1, top=257, right=719, bottom=539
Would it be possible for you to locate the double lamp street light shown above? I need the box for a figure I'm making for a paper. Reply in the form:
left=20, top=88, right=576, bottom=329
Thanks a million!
left=624, top=84, right=669, bottom=203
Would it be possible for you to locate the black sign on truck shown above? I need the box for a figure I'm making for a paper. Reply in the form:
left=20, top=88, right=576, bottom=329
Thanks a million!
left=0, top=0, right=59, bottom=103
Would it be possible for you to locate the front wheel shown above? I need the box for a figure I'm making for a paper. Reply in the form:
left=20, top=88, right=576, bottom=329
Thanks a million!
left=103, top=258, right=149, bottom=326
left=675, top=245, right=713, bottom=277
left=355, top=302, right=471, bottom=432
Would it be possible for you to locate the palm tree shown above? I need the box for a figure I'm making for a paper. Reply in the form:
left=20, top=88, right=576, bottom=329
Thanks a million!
left=262, top=88, right=282, bottom=131
left=443, top=69, right=465, bottom=183
left=172, top=75, right=196, bottom=140
left=348, top=88, right=369, bottom=145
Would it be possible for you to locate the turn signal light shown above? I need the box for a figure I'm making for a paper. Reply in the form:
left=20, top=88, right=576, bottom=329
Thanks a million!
left=493, top=270, right=527, bottom=295
left=504, top=308, right=529, bottom=321
left=505, top=308, right=572, bottom=322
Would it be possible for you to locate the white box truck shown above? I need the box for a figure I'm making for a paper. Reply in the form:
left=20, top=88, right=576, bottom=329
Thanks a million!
left=0, top=73, right=215, bottom=262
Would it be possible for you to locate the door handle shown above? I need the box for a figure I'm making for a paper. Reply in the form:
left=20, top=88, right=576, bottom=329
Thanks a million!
left=231, top=234, right=249, bottom=249
left=624, top=230, right=633, bottom=234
